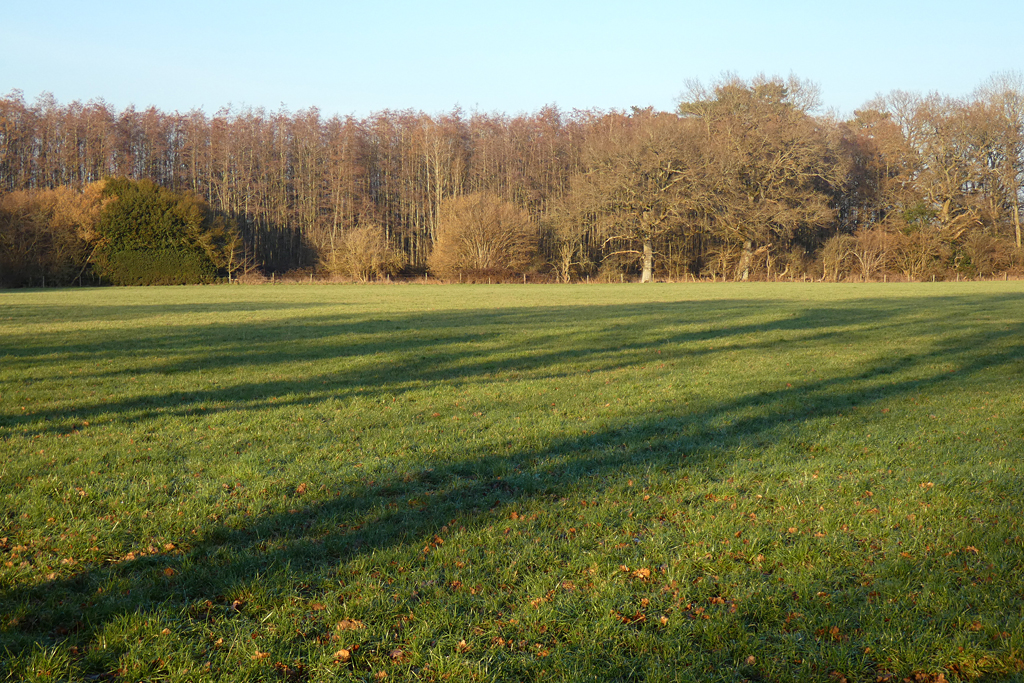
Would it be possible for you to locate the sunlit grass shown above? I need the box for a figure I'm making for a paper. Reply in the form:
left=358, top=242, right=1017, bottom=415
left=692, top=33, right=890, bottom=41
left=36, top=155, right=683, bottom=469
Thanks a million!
left=1, top=282, right=1022, bottom=682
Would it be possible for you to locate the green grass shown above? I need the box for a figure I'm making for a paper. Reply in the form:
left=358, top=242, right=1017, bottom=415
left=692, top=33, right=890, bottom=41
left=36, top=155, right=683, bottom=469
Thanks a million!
left=1, top=282, right=1022, bottom=682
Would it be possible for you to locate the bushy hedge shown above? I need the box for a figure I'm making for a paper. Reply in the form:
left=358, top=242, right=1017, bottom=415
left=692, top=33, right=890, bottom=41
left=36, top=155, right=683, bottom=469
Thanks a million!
left=98, top=249, right=217, bottom=286
left=94, top=178, right=235, bottom=286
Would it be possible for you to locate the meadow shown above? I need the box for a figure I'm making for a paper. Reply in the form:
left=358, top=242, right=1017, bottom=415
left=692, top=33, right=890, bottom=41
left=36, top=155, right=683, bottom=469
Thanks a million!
left=1, top=282, right=1022, bottom=682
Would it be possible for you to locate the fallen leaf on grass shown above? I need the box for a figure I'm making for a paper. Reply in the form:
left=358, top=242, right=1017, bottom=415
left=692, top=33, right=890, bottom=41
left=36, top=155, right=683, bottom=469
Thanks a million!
left=457, top=640, right=470, bottom=652
left=631, top=567, right=651, bottom=580
left=273, top=662, right=308, bottom=680
left=333, top=649, right=351, bottom=663
left=613, top=610, right=646, bottom=625
left=252, top=651, right=269, bottom=660
left=904, top=673, right=948, bottom=683
left=337, top=619, right=365, bottom=631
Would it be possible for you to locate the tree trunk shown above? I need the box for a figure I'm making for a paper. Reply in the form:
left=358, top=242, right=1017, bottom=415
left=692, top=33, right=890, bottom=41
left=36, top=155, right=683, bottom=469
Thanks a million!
left=738, top=240, right=753, bottom=281
left=641, top=238, right=653, bottom=283
left=1014, top=196, right=1022, bottom=249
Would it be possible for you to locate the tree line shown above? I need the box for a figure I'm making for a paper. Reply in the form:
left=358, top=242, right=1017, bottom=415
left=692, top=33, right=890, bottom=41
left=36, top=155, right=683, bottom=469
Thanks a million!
left=1, top=72, right=1022, bottom=287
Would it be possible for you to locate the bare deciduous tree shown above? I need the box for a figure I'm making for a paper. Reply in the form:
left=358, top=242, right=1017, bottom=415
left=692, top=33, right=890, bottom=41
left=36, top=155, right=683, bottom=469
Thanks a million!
left=428, top=192, right=536, bottom=279
left=680, top=75, right=844, bottom=280
left=326, top=223, right=404, bottom=282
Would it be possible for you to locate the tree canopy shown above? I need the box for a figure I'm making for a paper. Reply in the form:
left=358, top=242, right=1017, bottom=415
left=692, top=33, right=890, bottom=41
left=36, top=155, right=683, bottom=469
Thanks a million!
left=2, top=72, right=1022, bottom=285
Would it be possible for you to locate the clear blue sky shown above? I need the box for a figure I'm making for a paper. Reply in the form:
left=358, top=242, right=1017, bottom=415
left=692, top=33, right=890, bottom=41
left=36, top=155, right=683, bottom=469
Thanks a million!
left=3, top=0, right=1022, bottom=118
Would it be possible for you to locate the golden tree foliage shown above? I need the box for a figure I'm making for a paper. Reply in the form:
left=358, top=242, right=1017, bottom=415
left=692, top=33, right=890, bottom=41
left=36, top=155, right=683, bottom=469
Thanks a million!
left=324, top=223, right=405, bottom=282
left=427, top=192, right=536, bottom=278
left=0, top=181, right=109, bottom=286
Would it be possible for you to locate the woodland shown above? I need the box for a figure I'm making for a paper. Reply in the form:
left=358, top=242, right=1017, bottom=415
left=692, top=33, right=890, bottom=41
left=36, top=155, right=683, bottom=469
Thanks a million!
left=1, top=73, right=1023, bottom=287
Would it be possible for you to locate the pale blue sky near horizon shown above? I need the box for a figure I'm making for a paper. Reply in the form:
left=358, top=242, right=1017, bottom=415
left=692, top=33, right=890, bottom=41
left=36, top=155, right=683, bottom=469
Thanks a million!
left=2, top=0, right=1022, bottom=119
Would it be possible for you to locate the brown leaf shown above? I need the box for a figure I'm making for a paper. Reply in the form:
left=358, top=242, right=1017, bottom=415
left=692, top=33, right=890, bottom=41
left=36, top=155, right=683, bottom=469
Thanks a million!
left=252, top=650, right=269, bottom=660
left=631, top=567, right=651, bottom=580
left=457, top=639, right=470, bottom=652
left=334, top=648, right=351, bottom=663
left=296, top=483, right=307, bottom=495
left=746, top=655, right=757, bottom=666
left=337, top=619, right=365, bottom=631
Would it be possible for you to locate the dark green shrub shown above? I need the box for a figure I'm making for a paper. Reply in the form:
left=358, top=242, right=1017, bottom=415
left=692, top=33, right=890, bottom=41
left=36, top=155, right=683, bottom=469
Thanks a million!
left=94, top=178, right=237, bottom=286
left=98, top=249, right=216, bottom=286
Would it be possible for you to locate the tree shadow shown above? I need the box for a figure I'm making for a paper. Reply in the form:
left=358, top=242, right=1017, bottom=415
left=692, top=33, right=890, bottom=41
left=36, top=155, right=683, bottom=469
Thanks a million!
left=6, top=293, right=1020, bottom=437
left=1, top=291, right=1022, bottom=676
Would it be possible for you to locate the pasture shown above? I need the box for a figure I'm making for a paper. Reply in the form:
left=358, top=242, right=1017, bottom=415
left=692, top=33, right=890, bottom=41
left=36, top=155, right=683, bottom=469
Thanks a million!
left=1, top=282, right=1022, bottom=682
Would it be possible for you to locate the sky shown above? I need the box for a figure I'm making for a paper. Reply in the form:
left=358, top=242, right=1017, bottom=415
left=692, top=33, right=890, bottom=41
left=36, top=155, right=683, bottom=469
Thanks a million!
left=3, top=0, right=1022, bottom=120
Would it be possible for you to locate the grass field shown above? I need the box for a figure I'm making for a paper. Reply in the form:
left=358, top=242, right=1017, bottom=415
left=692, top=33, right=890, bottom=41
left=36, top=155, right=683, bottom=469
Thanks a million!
left=1, top=282, right=1023, bottom=682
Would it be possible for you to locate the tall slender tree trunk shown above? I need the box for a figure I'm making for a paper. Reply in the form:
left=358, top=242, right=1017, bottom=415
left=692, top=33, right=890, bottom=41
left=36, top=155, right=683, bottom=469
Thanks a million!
left=738, top=240, right=753, bottom=281
left=1014, top=196, right=1022, bottom=249
left=641, top=238, right=653, bottom=283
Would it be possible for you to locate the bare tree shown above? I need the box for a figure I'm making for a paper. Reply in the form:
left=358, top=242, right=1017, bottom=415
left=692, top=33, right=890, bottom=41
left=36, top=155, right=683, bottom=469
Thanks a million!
left=325, top=223, right=404, bottom=282
left=680, top=75, right=844, bottom=280
left=975, top=72, right=1024, bottom=249
left=428, top=192, right=536, bottom=278
left=569, top=109, right=703, bottom=282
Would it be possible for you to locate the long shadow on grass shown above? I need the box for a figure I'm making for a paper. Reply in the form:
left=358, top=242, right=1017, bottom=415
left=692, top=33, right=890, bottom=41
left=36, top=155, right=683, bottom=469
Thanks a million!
left=4, top=293, right=1021, bottom=439
left=1, top=292, right=1023, bottom=675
